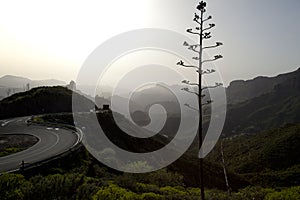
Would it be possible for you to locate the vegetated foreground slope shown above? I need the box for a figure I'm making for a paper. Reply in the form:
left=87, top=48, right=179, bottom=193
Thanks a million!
left=208, top=123, right=300, bottom=187
left=36, top=112, right=248, bottom=190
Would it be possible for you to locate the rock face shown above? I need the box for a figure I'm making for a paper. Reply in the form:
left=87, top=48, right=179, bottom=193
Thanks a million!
left=223, top=68, right=300, bottom=136
left=226, top=68, right=300, bottom=104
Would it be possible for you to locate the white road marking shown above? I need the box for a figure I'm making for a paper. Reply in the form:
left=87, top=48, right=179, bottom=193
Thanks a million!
left=1, top=120, right=7, bottom=126
left=1, top=120, right=13, bottom=127
left=0, top=131, right=60, bottom=163
left=33, top=131, right=60, bottom=156
left=0, top=117, right=79, bottom=172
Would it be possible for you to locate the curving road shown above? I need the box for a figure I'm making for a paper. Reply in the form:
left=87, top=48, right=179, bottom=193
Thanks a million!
left=0, top=117, right=80, bottom=173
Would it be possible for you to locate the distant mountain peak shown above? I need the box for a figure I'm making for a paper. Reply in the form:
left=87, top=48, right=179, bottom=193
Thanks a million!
left=0, top=74, right=31, bottom=80
left=0, top=75, right=66, bottom=88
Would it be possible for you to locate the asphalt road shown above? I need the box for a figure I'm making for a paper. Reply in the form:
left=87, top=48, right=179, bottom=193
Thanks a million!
left=0, top=117, right=80, bottom=173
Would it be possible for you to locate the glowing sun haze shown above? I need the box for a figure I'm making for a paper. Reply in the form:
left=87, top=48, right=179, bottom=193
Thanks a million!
left=1, top=0, right=300, bottom=85
left=0, top=0, right=150, bottom=82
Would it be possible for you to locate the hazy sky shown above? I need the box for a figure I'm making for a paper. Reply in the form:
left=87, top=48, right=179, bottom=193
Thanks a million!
left=0, top=0, right=300, bottom=86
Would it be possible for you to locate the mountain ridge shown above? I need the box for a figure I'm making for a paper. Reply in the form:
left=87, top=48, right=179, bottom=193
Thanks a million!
left=223, top=68, right=300, bottom=136
left=226, top=67, right=300, bottom=104
left=0, top=75, right=67, bottom=100
left=0, top=74, right=66, bottom=88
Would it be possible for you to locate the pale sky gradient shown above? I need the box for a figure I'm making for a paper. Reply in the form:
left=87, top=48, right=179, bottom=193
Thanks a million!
left=0, top=0, right=300, bottom=85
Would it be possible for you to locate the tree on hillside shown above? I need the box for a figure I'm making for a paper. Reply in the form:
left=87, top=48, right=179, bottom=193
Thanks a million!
left=177, top=1, right=223, bottom=199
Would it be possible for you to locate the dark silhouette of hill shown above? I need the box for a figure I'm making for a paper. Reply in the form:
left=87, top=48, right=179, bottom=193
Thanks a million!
left=207, top=123, right=300, bottom=187
left=0, top=86, right=247, bottom=189
left=0, top=86, right=94, bottom=119
left=0, top=75, right=66, bottom=101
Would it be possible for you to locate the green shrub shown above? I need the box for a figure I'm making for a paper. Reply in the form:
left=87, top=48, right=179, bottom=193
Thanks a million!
left=0, top=147, right=23, bottom=157
left=206, top=189, right=229, bottom=200
left=93, top=184, right=139, bottom=200
left=0, top=174, right=26, bottom=200
left=136, top=183, right=160, bottom=194
left=265, top=186, right=300, bottom=200
left=147, top=169, right=185, bottom=187
left=140, top=192, right=163, bottom=200
left=235, top=186, right=275, bottom=200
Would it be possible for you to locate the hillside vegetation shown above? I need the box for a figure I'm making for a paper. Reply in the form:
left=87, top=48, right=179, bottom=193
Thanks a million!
left=0, top=86, right=94, bottom=119
left=1, top=69, right=300, bottom=199
left=208, top=124, right=300, bottom=187
left=35, top=112, right=248, bottom=190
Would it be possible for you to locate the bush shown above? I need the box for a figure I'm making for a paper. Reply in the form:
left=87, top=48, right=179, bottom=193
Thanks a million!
left=136, top=183, right=160, bottom=194
left=265, top=186, right=300, bottom=200
left=140, top=192, right=163, bottom=200
left=0, top=174, right=28, bottom=200
left=93, top=184, right=139, bottom=200
left=206, top=189, right=229, bottom=200
left=147, top=169, right=185, bottom=187
left=235, top=186, right=275, bottom=200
